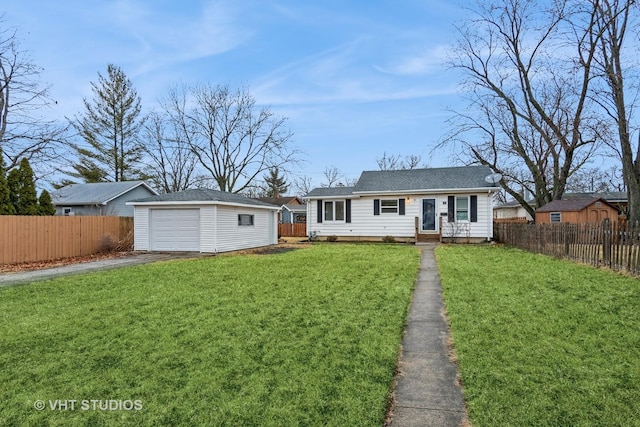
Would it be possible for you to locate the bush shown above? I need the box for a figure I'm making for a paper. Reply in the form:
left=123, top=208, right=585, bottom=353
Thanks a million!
left=99, top=234, right=118, bottom=253
left=382, top=235, right=396, bottom=243
left=326, top=235, right=338, bottom=242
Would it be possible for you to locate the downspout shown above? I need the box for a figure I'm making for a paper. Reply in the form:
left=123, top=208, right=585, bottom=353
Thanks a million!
left=487, top=192, right=492, bottom=241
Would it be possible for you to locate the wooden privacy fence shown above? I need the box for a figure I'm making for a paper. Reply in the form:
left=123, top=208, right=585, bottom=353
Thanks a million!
left=0, top=216, right=133, bottom=264
left=494, top=219, right=640, bottom=276
left=278, top=223, right=307, bottom=237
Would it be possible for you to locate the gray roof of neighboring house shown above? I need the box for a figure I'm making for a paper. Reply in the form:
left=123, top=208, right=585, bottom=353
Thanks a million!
left=495, top=199, right=535, bottom=209
left=563, top=191, right=627, bottom=202
left=52, top=181, right=157, bottom=206
left=128, top=188, right=280, bottom=208
left=536, top=197, right=618, bottom=212
left=283, top=203, right=307, bottom=213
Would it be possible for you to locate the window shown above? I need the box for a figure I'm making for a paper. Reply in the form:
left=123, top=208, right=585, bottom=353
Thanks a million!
left=456, top=197, right=469, bottom=221
left=550, top=212, right=561, bottom=223
left=238, top=214, right=254, bottom=226
left=323, top=200, right=345, bottom=221
left=447, top=195, right=478, bottom=223
left=63, top=207, right=73, bottom=216
left=381, top=199, right=398, bottom=214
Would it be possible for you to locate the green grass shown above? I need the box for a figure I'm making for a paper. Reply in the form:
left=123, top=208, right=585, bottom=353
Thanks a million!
left=436, top=244, right=640, bottom=427
left=0, top=243, right=420, bottom=426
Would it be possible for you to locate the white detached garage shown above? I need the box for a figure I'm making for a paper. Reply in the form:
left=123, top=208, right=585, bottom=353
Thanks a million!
left=127, top=189, right=280, bottom=253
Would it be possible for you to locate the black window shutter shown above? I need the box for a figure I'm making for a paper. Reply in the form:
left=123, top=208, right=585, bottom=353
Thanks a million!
left=345, top=199, right=351, bottom=223
left=317, top=199, right=323, bottom=223
left=374, top=199, right=380, bottom=215
left=447, top=196, right=455, bottom=222
left=470, top=195, right=478, bottom=222
left=399, top=198, right=406, bottom=215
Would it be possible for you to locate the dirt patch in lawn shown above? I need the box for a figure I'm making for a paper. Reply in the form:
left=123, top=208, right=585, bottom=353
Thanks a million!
left=0, top=252, right=132, bottom=273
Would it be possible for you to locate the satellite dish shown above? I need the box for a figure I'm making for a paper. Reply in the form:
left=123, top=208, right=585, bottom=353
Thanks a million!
left=484, top=173, right=503, bottom=184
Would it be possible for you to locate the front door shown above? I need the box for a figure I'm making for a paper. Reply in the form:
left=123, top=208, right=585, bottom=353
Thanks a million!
left=422, top=198, right=437, bottom=232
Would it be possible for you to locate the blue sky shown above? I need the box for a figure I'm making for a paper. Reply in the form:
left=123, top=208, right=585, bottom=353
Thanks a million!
left=3, top=0, right=470, bottom=189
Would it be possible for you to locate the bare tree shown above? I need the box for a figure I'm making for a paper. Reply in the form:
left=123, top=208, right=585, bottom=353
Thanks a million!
left=142, top=111, right=199, bottom=193
left=589, top=0, right=640, bottom=222
left=292, top=174, right=314, bottom=196
left=163, top=83, right=298, bottom=193
left=376, top=152, right=426, bottom=170
left=321, top=166, right=343, bottom=188
left=442, top=0, right=604, bottom=218
left=0, top=19, right=68, bottom=180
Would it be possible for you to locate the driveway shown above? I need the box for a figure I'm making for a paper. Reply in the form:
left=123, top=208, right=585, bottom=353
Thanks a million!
left=0, top=252, right=208, bottom=288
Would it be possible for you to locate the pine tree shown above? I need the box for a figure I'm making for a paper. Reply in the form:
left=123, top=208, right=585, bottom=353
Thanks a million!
left=264, top=167, right=288, bottom=198
left=69, top=64, right=145, bottom=182
left=38, top=190, right=56, bottom=215
left=8, top=158, right=39, bottom=215
left=0, top=148, right=15, bottom=214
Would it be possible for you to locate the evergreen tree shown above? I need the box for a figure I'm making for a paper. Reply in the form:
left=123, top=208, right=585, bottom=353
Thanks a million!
left=69, top=64, right=145, bottom=182
left=38, top=190, right=56, bottom=215
left=8, top=158, right=39, bottom=215
left=0, top=148, right=15, bottom=214
left=263, top=167, right=288, bottom=198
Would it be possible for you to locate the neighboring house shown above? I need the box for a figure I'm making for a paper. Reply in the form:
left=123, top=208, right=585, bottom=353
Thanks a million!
left=257, top=196, right=306, bottom=223
left=303, top=166, right=500, bottom=243
left=494, top=199, right=534, bottom=221
left=127, top=189, right=280, bottom=253
left=535, top=197, right=620, bottom=224
left=51, top=181, right=158, bottom=217
left=563, top=191, right=628, bottom=217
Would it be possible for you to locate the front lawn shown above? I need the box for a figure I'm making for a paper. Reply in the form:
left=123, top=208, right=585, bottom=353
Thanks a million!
left=436, top=245, right=640, bottom=427
left=0, top=244, right=420, bottom=426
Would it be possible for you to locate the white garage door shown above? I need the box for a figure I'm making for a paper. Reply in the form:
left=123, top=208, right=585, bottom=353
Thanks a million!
left=150, top=209, right=200, bottom=251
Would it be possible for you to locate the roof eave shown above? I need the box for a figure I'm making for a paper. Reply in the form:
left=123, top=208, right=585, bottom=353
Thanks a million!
left=352, top=187, right=500, bottom=196
left=126, top=200, right=280, bottom=210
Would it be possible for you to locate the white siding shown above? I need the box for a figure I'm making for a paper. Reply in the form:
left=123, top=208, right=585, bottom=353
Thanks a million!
left=133, top=207, right=150, bottom=250
left=199, top=206, right=217, bottom=253
left=215, top=206, right=275, bottom=253
left=307, top=193, right=495, bottom=240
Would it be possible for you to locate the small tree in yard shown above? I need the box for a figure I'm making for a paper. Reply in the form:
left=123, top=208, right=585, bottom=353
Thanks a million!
left=38, top=190, right=56, bottom=215
left=0, top=148, right=15, bottom=214
left=264, top=167, right=288, bottom=198
left=8, top=158, right=39, bottom=215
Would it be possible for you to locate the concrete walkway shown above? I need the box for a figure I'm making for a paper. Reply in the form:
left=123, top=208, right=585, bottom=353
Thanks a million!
left=389, top=243, right=469, bottom=427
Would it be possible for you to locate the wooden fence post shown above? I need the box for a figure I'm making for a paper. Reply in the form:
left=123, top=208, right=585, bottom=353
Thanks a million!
left=602, top=218, right=611, bottom=267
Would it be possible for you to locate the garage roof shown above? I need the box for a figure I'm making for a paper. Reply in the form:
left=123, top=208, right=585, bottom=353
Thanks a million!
left=128, top=188, right=280, bottom=209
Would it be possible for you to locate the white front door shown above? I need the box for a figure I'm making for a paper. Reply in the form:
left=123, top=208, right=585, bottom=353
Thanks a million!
left=421, top=198, right=437, bottom=232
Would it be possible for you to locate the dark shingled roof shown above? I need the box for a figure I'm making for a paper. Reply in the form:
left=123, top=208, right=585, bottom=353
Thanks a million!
left=129, top=188, right=279, bottom=208
left=353, top=166, right=496, bottom=192
left=304, top=186, right=356, bottom=198
left=52, top=181, right=156, bottom=205
left=536, top=197, right=616, bottom=212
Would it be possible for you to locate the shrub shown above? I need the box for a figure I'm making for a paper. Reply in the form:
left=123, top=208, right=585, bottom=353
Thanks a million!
left=326, top=235, right=338, bottom=242
left=382, top=235, right=396, bottom=243
left=99, top=234, right=118, bottom=253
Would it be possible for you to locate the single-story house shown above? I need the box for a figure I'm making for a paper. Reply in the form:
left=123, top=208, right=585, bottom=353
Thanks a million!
left=51, top=181, right=158, bottom=217
left=494, top=199, right=534, bottom=221
left=535, top=197, right=620, bottom=224
left=303, top=166, right=500, bottom=243
left=257, top=196, right=306, bottom=223
left=127, top=189, right=280, bottom=253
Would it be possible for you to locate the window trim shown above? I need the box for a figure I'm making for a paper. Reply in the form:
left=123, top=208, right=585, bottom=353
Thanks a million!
left=455, top=196, right=469, bottom=222
left=323, top=200, right=346, bottom=222
left=380, top=199, right=399, bottom=214
left=238, top=214, right=255, bottom=226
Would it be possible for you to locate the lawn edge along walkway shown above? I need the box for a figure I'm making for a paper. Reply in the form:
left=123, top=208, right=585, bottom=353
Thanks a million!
left=389, top=243, right=469, bottom=427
